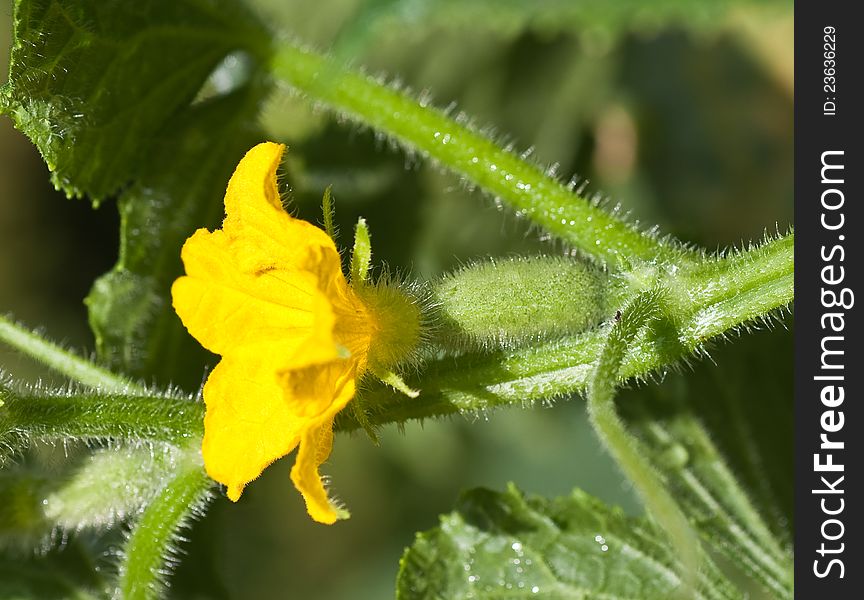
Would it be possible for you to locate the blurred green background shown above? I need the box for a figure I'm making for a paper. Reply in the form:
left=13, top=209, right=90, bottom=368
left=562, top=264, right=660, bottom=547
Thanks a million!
left=2, top=1, right=792, bottom=598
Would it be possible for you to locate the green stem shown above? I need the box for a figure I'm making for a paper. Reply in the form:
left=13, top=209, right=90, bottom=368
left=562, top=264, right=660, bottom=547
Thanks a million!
left=0, top=387, right=203, bottom=446
left=673, top=232, right=794, bottom=343
left=0, top=315, right=145, bottom=394
left=586, top=289, right=700, bottom=594
left=341, top=233, right=793, bottom=429
left=117, top=445, right=213, bottom=600
left=270, top=42, right=688, bottom=267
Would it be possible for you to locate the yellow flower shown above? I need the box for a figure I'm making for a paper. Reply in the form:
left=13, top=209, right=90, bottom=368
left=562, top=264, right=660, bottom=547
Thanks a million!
left=171, top=142, right=378, bottom=524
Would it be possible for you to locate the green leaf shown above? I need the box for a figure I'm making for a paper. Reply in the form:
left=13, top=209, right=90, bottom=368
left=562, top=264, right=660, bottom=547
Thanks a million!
left=620, top=332, right=794, bottom=598
left=1, top=1, right=275, bottom=385
left=668, top=329, right=794, bottom=547
left=85, top=81, right=270, bottom=385
left=397, top=484, right=739, bottom=599
left=0, top=0, right=270, bottom=201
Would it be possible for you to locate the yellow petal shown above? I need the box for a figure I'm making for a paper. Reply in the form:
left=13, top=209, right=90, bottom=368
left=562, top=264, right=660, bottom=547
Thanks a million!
left=201, top=353, right=304, bottom=501
left=202, top=355, right=359, bottom=504
left=221, top=142, right=336, bottom=274
left=279, top=358, right=353, bottom=417
left=173, top=239, right=356, bottom=378
left=172, top=142, right=353, bottom=364
left=223, top=142, right=286, bottom=224
left=288, top=363, right=358, bottom=524
left=172, top=230, right=328, bottom=357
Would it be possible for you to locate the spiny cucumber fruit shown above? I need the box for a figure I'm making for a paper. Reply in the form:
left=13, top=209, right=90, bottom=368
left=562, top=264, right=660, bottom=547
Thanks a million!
left=433, top=256, right=617, bottom=350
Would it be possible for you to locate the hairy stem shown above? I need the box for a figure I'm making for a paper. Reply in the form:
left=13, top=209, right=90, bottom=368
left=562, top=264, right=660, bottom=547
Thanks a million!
left=587, top=289, right=700, bottom=594
left=270, top=42, right=688, bottom=267
left=116, top=445, right=213, bottom=600
left=0, top=315, right=145, bottom=394
left=0, top=387, right=203, bottom=446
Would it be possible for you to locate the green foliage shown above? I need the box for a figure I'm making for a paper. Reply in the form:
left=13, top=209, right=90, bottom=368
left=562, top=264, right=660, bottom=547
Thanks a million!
left=1, top=0, right=273, bottom=386
left=0, top=0, right=270, bottom=201
left=622, top=344, right=794, bottom=597
left=85, top=83, right=270, bottom=385
left=397, top=484, right=739, bottom=599
left=666, top=330, right=794, bottom=548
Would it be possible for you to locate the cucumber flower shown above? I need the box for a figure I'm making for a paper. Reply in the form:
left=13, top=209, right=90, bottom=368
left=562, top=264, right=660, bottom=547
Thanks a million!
left=172, top=142, right=419, bottom=524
